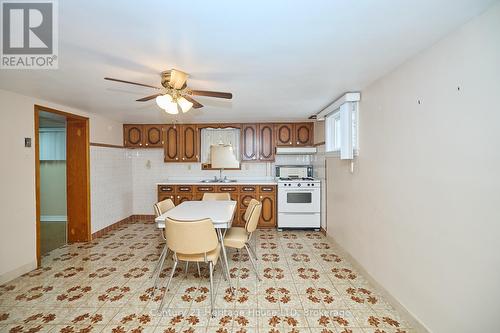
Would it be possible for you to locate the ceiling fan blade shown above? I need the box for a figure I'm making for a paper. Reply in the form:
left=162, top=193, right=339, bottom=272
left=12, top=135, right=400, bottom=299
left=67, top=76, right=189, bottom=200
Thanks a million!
left=190, top=90, right=232, bottom=99
left=183, top=95, right=203, bottom=109
left=104, top=77, right=160, bottom=89
left=169, top=69, right=189, bottom=90
left=136, top=93, right=161, bottom=102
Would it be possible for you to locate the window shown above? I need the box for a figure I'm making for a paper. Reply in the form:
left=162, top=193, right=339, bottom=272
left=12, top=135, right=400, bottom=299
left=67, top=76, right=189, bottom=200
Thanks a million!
left=324, top=102, right=358, bottom=159
left=325, top=111, right=341, bottom=152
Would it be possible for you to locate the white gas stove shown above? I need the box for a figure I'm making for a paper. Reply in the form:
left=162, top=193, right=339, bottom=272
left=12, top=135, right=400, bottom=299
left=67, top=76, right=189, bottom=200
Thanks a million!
left=275, top=166, right=321, bottom=230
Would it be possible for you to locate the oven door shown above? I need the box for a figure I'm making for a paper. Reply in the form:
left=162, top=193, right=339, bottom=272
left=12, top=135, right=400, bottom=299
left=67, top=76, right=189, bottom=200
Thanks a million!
left=278, top=188, right=320, bottom=213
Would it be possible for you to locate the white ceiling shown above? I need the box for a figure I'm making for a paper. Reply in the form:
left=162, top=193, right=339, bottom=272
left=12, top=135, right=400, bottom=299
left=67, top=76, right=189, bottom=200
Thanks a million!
left=0, top=0, right=496, bottom=123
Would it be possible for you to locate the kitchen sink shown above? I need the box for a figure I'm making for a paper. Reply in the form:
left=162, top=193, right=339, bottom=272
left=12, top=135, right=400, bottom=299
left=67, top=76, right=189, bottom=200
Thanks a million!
left=200, top=179, right=237, bottom=183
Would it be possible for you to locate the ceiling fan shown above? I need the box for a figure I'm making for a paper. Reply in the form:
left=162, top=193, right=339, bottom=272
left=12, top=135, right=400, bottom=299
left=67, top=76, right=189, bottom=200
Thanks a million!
left=104, top=69, right=232, bottom=114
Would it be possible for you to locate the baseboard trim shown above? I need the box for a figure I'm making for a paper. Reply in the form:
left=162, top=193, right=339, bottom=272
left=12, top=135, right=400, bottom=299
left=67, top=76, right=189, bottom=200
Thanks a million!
left=324, top=232, right=431, bottom=333
left=41, top=215, right=67, bottom=222
left=91, top=214, right=155, bottom=239
left=0, top=260, right=37, bottom=285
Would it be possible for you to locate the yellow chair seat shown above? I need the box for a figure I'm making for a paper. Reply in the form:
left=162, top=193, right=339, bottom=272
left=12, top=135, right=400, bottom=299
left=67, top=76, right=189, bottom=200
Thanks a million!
left=223, top=227, right=248, bottom=249
left=175, top=244, right=221, bottom=264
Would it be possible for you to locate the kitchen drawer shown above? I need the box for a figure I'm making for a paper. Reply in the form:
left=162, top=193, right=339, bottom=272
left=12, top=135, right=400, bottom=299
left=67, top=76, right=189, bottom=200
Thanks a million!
left=217, top=185, right=239, bottom=193
left=240, top=185, right=257, bottom=193
left=259, top=185, right=276, bottom=193
left=195, top=185, right=216, bottom=193
left=175, top=185, right=193, bottom=193
left=158, top=185, right=174, bottom=193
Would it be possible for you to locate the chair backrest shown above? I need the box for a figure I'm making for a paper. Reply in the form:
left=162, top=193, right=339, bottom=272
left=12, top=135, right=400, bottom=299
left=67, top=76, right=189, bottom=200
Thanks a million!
left=165, top=217, right=219, bottom=255
left=243, top=198, right=260, bottom=222
left=202, top=192, right=231, bottom=201
left=245, top=200, right=262, bottom=233
left=154, top=198, right=175, bottom=217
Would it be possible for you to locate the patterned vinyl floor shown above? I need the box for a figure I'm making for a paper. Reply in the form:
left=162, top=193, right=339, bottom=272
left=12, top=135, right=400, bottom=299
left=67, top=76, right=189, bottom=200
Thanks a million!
left=0, top=222, right=414, bottom=333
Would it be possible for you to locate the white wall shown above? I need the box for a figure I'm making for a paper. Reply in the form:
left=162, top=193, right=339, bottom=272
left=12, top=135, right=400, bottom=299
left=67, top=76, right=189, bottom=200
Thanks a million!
left=0, top=89, right=122, bottom=283
left=326, top=4, right=500, bottom=332
left=90, top=146, right=133, bottom=232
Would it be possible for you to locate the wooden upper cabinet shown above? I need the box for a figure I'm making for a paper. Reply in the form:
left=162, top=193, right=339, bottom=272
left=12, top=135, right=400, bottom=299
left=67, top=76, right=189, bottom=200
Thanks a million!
left=164, top=125, right=180, bottom=162
left=241, top=124, right=258, bottom=161
left=180, top=125, right=199, bottom=162
left=258, top=124, right=274, bottom=161
left=294, top=122, right=313, bottom=146
left=144, top=125, right=164, bottom=148
left=275, top=123, right=313, bottom=147
left=275, top=123, right=294, bottom=146
left=123, top=125, right=144, bottom=147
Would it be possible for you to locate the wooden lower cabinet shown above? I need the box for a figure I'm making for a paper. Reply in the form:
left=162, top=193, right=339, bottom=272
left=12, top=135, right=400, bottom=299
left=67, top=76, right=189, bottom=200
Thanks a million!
left=174, top=194, right=193, bottom=205
left=157, top=184, right=276, bottom=228
left=258, top=193, right=276, bottom=228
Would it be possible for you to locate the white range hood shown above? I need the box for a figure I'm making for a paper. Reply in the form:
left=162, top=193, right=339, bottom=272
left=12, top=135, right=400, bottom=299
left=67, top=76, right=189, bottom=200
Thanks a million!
left=275, top=147, right=317, bottom=155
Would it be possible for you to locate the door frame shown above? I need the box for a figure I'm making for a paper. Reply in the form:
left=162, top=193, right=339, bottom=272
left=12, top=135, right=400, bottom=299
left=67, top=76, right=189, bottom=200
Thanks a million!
left=34, top=104, right=91, bottom=266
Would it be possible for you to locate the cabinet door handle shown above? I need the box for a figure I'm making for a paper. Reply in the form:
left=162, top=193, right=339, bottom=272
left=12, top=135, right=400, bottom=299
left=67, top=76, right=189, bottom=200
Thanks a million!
left=139, top=143, right=143, bottom=146
left=260, top=195, right=263, bottom=199
left=176, top=157, right=179, bottom=160
left=161, top=141, right=164, bottom=144
left=297, top=141, right=299, bottom=144
left=182, top=157, right=185, bottom=160
left=177, top=196, right=180, bottom=199
left=289, top=142, right=292, bottom=145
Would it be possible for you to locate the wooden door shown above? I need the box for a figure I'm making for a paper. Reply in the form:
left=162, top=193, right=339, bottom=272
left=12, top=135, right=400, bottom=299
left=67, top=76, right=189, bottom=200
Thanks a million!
left=144, top=125, right=164, bottom=148
left=275, top=123, right=294, bottom=146
left=66, top=118, right=91, bottom=242
left=123, top=125, right=143, bottom=147
left=241, top=124, right=258, bottom=161
left=294, top=123, right=313, bottom=146
left=180, top=125, right=199, bottom=162
left=258, top=193, right=276, bottom=228
left=258, top=124, right=275, bottom=161
left=164, top=125, right=180, bottom=162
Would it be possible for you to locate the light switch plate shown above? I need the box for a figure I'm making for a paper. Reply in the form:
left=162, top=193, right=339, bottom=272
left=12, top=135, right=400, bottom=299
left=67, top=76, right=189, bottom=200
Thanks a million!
left=25, top=138, right=31, bottom=147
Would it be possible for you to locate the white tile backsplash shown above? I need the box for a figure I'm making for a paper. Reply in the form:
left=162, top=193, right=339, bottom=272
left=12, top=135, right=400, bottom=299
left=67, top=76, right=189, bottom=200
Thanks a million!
left=90, top=146, right=133, bottom=232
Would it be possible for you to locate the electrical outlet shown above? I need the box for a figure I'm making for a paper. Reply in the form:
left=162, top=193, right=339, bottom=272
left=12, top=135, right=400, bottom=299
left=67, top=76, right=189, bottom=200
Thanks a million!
left=187, top=164, right=191, bottom=170
left=24, top=138, right=31, bottom=147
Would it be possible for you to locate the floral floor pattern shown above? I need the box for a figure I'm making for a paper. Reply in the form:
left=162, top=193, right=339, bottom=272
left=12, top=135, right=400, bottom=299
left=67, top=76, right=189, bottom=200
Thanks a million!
left=0, top=222, right=414, bottom=333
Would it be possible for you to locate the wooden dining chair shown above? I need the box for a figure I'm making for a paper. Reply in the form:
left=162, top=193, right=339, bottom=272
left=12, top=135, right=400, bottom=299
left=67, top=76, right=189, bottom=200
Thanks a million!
left=151, top=198, right=175, bottom=295
left=202, top=192, right=231, bottom=201
left=223, top=199, right=262, bottom=280
left=159, top=217, right=224, bottom=316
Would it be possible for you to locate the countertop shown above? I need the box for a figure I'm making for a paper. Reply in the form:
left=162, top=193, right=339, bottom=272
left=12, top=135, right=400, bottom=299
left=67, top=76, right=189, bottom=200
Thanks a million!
left=156, top=179, right=277, bottom=185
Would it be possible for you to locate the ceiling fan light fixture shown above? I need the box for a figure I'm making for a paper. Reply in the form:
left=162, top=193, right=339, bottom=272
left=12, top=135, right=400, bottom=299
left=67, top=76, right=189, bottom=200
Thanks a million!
left=178, top=97, right=193, bottom=113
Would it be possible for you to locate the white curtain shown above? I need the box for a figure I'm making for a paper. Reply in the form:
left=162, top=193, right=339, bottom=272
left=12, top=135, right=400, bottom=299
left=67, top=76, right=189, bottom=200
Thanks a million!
left=200, top=128, right=240, bottom=163
left=39, top=128, right=66, bottom=161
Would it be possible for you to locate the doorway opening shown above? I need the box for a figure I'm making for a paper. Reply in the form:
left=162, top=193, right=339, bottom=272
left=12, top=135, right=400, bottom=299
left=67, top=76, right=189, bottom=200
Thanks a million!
left=35, top=105, right=90, bottom=266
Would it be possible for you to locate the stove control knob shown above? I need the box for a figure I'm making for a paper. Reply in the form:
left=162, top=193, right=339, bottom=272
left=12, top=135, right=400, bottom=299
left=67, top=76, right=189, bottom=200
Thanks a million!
left=307, top=183, right=310, bottom=186
left=311, top=183, right=315, bottom=186
left=297, top=183, right=301, bottom=187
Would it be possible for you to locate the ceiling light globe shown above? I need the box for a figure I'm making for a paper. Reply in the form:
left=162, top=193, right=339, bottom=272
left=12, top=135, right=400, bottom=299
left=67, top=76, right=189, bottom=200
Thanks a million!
left=164, top=101, right=179, bottom=115
left=178, top=97, right=193, bottom=113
